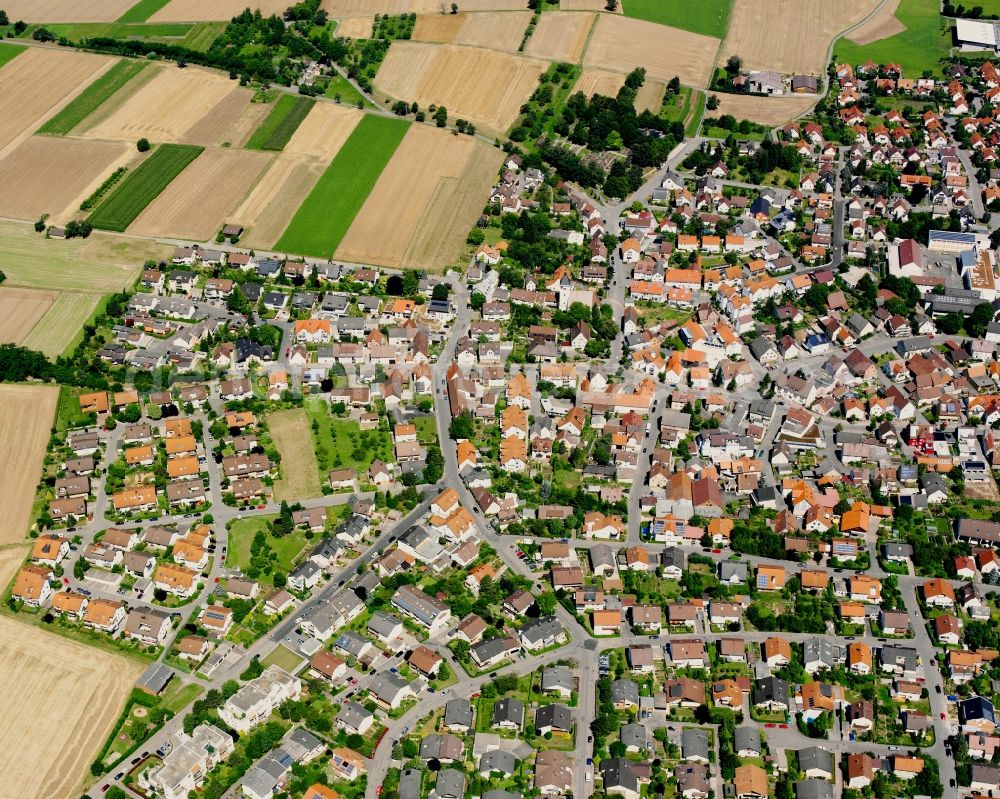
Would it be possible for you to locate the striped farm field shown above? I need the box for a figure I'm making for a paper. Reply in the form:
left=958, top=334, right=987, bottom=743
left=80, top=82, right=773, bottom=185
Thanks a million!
left=37, top=60, right=149, bottom=136
left=277, top=114, right=409, bottom=259
left=87, top=143, right=203, bottom=231
left=117, top=0, right=173, bottom=22
left=246, top=94, right=315, bottom=151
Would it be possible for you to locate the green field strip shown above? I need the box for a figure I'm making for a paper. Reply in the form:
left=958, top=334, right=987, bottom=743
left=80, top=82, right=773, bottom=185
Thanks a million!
left=38, top=60, right=149, bottom=136
left=117, top=0, right=174, bottom=23
left=276, top=114, right=410, bottom=259
left=620, top=0, right=732, bottom=38
left=0, top=42, right=26, bottom=70
left=88, top=143, right=204, bottom=232
left=246, top=94, right=316, bottom=151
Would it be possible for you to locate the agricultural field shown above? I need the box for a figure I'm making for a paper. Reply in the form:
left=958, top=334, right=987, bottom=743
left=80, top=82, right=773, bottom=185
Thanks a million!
left=375, top=42, right=548, bottom=132
left=283, top=101, right=364, bottom=160
left=0, top=289, right=59, bottom=347
left=413, top=11, right=533, bottom=52
left=20, top=292, right=102, bottom=358
left=322, top=0, right=521, bottom=14
left=722, top=0, right=882, bottom=75
left=269, top=409, right=323, bottom=502
left=81, top=65, right=246, bottom=145
left=0, top=48, right=116, bottom=158
left=231, top=154, right=326, bottom=249
left=621, top=0, right=732, bottom=37
left=37, top=60, right=149, bottom=137
left=707, top=92, right=817, bottom=125
left=335, top=17, right=374, bottom=37
left=583, top=14, right=719, bottom=87
left=0, top=43, right=24, bottom=69
left=834, top=0, right=950, bottom=78
left=128, top=147, right=272, bottom=240
left=523, top=11, right=595, bottom=62
left=0, top=603, right=142, bottom=799
left=87, top=143, right=204, bottom=232
left=118, top=0, right=174, bottom=22
left=337, top=123, right=504, bottom=269
left=149, top=0, right=291, bottom=21
left=0, top=136, right=133, bottom=223
left=633, top=79, right=665, bottom=112
left=277, top=114, right=410, bottom=258
left=843, top=0, right=904, bottom=44
left=0, top=385, right=58, bottom=545
left=246, top=94, right=316, bottom=151
left=0, top=221, right=156, bottom=292
left=324, top=75, right=371, bottom=106
left=0, top=0, right=136, bottom=22
left=573, top=67, right=626, bottom=98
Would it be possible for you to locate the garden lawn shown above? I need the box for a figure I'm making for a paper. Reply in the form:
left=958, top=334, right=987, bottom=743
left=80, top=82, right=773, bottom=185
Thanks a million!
left=621, top=0, right=732, bottom=37
left=117, top=0, right=174, bottom=22
left=87, top=143, right=203, bottom=231
left=324, top=74, right=373, bottom=107
left=38, top=60, right=149, bottom=135
left=0, top=43, right=25, bottom=69
left=246, top=94, right=315, bottom=151
left=261, top=644, right=305, bottom=673
left=306, top=400, right=394, bottom=475
left=226, top=515, right=312, bottom=578
left=834, top=0, right=950, bottom=79
left=276, top=114, right=409, bottom=258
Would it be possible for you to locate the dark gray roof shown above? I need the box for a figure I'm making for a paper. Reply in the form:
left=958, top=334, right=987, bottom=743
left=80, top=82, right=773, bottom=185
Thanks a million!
left=444, top=698, right=474, bottom=729
left=682, top=727, right=710, bottom=761
left=492, top=697, right=525, bottom=727
left=735, top=726, right=761, bottom=753
left=796, top=778, right=834, bottom=799
left=535, top=703, right=572, bottom=731
left=480, top=749, right=518, bottom=775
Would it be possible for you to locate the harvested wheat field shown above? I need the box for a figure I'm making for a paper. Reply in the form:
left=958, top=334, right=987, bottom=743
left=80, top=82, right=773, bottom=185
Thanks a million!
left=151, top=0, right=291, bottom=21
left=524, top=11, right=595, bottom=61
left=412, top=11, right=534, bottom=52
left=0, top=49, right=115, bottom=158
left=0, top=608, right=142, bottom=799
left=574, top=67, right=625, bottom=98
left=270, top=409, right=323, bottom=501
left=0, top=0, right=134, bottom=22
left=560, top=0, right=621, bottom=10
left=845, top=0, right=904, bottom=44
left=181, top=83, right=255, bottom=146
left=322, top=0, right=440, bottom=16
left=376, top=42, right=547, bottom=132
left=709, top=92, right=817, bottom=126
left=129, top=148, right=272, bottom=240
left=218, top=100, right=275, bottom=149
left=336, top=16, right=375, bottom=37
left=233, top=154, right=326, bottom=248
left=82, top=66, right=243, bottom=145
left=0, top=289, right=58, bottom=346
left=284, top=101, right=363, bottom=160
left=0, top=385, right=57, bottom=545
left=337, top=124, right=502, bottom=268
left=634, top=80, right=665, bottom=112
left=721, top=0, right=880, bottom=75
left=0, top=136, right=131, bottom=223
left=584, top=15, right=718, bottom=87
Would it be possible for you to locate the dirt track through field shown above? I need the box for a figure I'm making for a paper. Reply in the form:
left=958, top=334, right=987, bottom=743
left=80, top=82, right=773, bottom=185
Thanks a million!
left=0, top=385, right=57, bottom=545
left=524, top=11, right=595, bottom=61
left=233, top=153, right=326, bottom=249
left=845, top=0, right=904, bottom=44
left=375, top=41, right=547, bottom=132
left=584, top=14, right=718, bottom=87
left=270, top=409, right=323, bottom=501
left=721, top=0, right=881, bottom=74
left=0, top=48, right=115, bottom=160
left=284, top=101, right=364, bottom=160
left=151, top=0, right=291, bottom=21
left=709, top=92, right=818, bottom=126
left=0, top=289, right=58, bottom=346
left=0, top=136, right=132, bottom=223
left=0, top=0, right=134, bottom=21
left=83, top=66, right=244, bottom=145
left=129, top=147, right=273, bottom=240
left=337, top=123, right=501, bottom=268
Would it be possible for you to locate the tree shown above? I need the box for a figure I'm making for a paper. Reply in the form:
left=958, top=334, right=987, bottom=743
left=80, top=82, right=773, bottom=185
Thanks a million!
left=966, top=302, right=994, bottom=338
left=451, top=2, right=458, bottom=11
left=32, top=26, right=55, bottom=42
left=449, top=411, right=475, bottom=440
left=467, top=228, right=485, bottom=246
left=725, top=55, right=742, bottom=74
left=137, top=138, right=151, bottom=152
left=0, top=10, right=8, bottom=25
left=402, top=269, right=420, bottom=297
left=432, top=283, right=451, bottom=301
left=938, top=312, right=963, bottom=335
left=470, top=292, right=486, bottom=311
left=706, top=94, right=719, bottom=111
left=535, top=591, right=557, bottom=615
left=434, top=106, right=448, bottom=127
left=604, top=0, right=618, bottom=9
